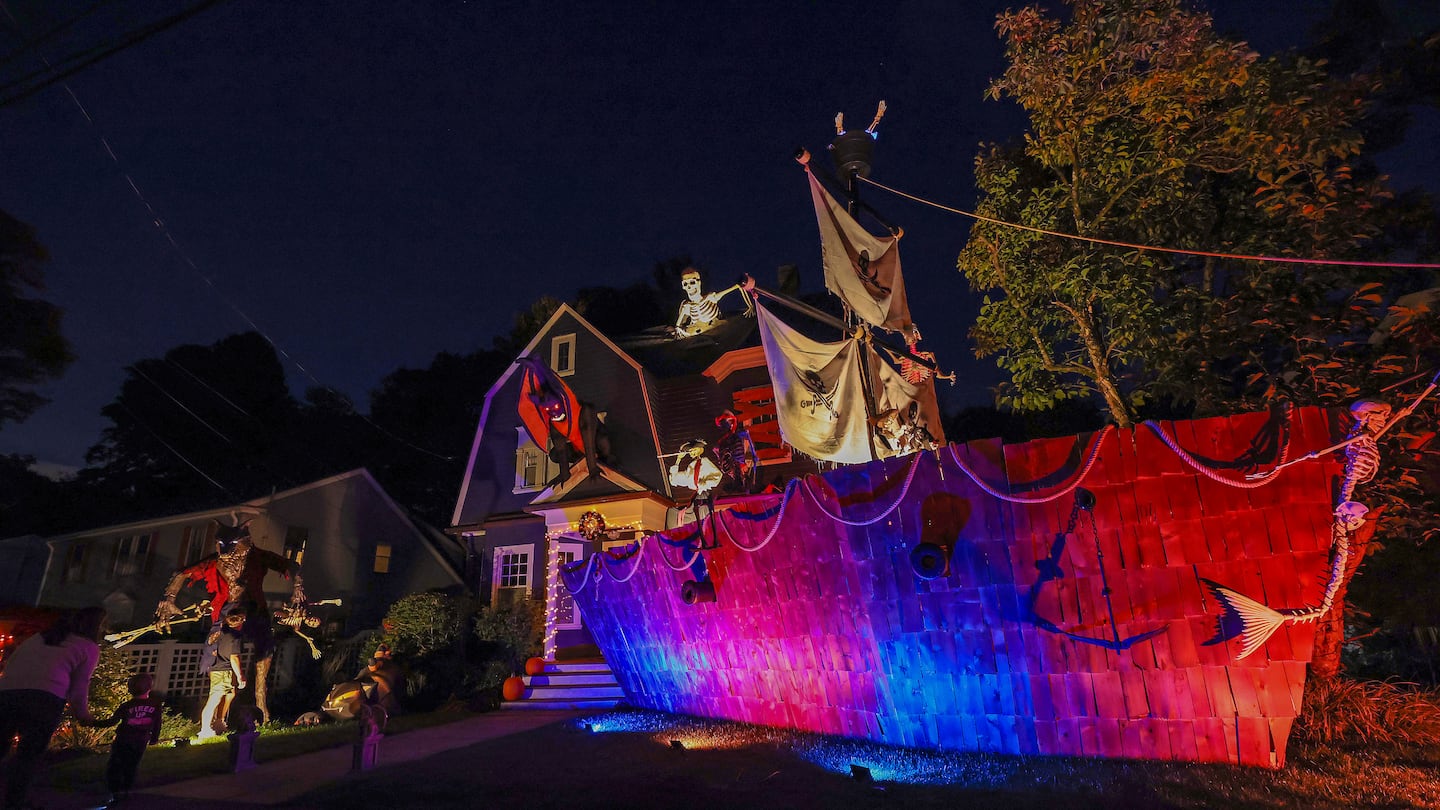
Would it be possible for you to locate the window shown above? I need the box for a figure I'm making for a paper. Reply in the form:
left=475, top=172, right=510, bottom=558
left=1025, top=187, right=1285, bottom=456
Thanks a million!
left=373, top=543, right=392, bottom=574
left=283, top=527, right=309, bottom=564
left=492, top=545, right=533, bottom=607
left=553, top=542, right=582, bottom=630
left=550, top=333, right=576, bottom=377
left=178, top=523, right=215, bottom=567
left=111, top=533, right=155, bottom=577
left=61, top=543, right=88, bottom=584
left=514, top=429, right=559, bottom=492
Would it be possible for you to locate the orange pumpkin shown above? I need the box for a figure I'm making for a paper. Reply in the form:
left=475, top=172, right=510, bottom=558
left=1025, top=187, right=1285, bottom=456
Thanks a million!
left=524, top=657, right=546, bottom=676
left=502, top=675, right=526, bottom=702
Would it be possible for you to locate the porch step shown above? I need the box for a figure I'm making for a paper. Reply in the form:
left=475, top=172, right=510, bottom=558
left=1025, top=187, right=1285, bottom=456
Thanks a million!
left=501, top=658, right=624, bottom=711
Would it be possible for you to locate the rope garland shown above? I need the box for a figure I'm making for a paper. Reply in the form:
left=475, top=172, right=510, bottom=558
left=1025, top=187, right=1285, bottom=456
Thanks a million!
left=558, top=408, right=1329, bottom=600
left=801, top=452, right=926, bottom=527
left=858, top=174, right=1440, bottom=271
left=602, top=541, right=647, bottom=583
left=1141, top=418, right=1294, bottom=489
left=946, top=426, right=1114, bottom=504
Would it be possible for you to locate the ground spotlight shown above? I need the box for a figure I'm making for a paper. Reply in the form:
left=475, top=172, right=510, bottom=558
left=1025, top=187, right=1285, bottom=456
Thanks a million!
left=585, top=723, right=597, bottom=733
left=670, top=739, right=686, bottom=751
left=850, top=763, right=873, bottom=784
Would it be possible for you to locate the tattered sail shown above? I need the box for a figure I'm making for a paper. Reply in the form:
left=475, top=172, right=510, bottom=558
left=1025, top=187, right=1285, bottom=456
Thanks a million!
left=755, top=303, right=873, bottom=464
left=807, top=169, right=912, bottom=333
left=870, top=346, right=945, bottom=455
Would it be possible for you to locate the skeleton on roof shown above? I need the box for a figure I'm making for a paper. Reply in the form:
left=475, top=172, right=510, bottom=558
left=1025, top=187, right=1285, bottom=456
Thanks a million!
left=673, top=268, right=753, bottom=338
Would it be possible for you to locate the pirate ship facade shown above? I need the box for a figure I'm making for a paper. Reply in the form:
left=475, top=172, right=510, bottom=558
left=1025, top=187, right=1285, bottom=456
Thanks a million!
left=564, top=406, right=1350, bottom=767
left=464, top=113, right=1386, bottom=764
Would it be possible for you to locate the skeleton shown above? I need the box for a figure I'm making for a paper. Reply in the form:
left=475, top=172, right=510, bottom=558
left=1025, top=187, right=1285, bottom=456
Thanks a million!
left=673, top=269, right=751, bottom=338
left=712, top=410, right=759, bottom=494
left=154, top=514, right=305, bottom=724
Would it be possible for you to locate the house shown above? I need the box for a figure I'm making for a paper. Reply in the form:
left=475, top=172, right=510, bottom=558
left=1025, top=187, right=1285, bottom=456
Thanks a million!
left=0, top=534, right=49, bottom=607
left=448, top=302, right=818, bottom=659
left=34, top=468, right=463, bottom=635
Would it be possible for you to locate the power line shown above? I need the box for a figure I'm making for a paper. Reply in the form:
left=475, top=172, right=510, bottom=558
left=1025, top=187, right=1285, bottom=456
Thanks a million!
left=0, top=0, right=230, bottom=109
left=116, top=400, right=231, bottom=496
left=858, top=174, right=1440, bottom=271
left=0, top=0, right=113, bottom=71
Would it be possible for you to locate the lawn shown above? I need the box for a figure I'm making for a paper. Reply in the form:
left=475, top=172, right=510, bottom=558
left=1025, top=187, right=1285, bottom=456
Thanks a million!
left=43, top=706, right=471, bottom=792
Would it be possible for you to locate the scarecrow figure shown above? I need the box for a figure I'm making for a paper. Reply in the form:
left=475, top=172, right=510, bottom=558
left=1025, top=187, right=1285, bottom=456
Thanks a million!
left=673, top=268, right=752, bottom=338
left=153, top=514, right=304, bottom=725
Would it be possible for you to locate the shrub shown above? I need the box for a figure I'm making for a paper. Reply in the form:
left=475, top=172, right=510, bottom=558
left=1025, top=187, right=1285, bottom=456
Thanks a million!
left=1295, top=676, right=1440, bottom=746
left=473, top=599, right=543, bottom=678
left=380, top=592, right=472, bottom=658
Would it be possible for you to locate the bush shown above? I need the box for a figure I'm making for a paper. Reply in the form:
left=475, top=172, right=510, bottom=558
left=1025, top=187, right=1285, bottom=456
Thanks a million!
left=379, top=592, right=473, bottom=658
left=473, top=600, right=543, bottom=679
left=1294, top=676, right=1440, bottom=746
left=158, top=710, right=199, bottom=742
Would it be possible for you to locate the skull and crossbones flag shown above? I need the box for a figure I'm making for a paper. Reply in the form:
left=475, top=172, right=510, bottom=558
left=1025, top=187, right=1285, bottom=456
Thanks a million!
left=755, top=303, right=874, bottom=463
left=807, top=170, right=912, bottom=334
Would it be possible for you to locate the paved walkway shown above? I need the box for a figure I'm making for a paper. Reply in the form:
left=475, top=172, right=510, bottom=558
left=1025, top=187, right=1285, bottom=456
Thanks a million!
left=33, top=710, right=584, bottom=808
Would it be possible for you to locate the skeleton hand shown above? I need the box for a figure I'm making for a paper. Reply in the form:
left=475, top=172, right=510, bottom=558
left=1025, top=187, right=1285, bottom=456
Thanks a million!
left=155, top=597, right=183, bottom=632
left=290, top=576, right=306, bottom=607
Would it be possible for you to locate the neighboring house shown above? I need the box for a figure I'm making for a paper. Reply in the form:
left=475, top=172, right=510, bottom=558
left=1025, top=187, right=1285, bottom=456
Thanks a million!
left=0, top=534, right=49, bottom=607
left=448, top=303, right=816, bottom=658
left=36, top=468, right=463, bottom=635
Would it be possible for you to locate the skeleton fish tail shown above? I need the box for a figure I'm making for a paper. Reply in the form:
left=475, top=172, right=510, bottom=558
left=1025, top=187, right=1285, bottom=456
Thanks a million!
left=1203, top=523, right=1351, bottom=660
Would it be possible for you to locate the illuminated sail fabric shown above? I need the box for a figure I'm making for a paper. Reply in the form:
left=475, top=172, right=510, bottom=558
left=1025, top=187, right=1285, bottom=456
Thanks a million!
left=869, top=346, right=946, bottom=454
left=807, top=170, right=912, bottom=333
left=755, top=303, right=872, bottom=464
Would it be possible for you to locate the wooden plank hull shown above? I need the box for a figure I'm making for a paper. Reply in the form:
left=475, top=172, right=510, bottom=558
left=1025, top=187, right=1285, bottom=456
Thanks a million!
left=568, top=408, right=1344, bottom=767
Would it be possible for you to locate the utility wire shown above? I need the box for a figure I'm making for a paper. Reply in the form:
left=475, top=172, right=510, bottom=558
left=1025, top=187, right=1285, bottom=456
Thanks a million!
left=116, top=400, right=232, bottom=496
left=0, top=0, right=112, bottom=71
left=0, top=0, right=229, bottom=109
left=130, top=364, right=236, bottom=447
left=858, top=174, right=1440, bottom=271
left=2, top=3, right=458, bottom=464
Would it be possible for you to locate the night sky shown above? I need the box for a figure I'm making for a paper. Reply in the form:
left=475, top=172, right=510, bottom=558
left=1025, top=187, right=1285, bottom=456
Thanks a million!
left=1, top=0, right=1434, bottom=474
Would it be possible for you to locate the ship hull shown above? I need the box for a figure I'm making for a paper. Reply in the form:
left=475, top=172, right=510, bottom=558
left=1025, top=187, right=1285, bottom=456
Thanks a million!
left=568, top=408, right=1344, bottom=767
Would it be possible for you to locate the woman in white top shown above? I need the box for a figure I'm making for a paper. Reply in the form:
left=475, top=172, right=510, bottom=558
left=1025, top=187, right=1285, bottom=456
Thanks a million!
left=0, top=606, right=106, bottom=810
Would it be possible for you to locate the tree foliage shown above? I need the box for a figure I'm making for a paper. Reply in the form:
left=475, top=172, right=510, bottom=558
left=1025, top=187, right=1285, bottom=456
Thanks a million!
left=0, top=209, right=72, bottom=429
left=958, top=0, right=1393, bottom=426
left=960, top=0, right=1440, bottom=679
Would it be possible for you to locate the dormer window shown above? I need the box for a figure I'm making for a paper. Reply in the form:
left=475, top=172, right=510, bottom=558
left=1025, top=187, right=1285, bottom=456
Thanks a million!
left=551, top=333, right=576, bottom=377
left=515, top=428, right=560, bottom=493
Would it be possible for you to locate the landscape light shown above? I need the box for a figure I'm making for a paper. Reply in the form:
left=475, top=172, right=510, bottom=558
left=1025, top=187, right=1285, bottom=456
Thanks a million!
left=850, top=764, right=873, bottom=784
left=670, top=739, right=685, bottom=751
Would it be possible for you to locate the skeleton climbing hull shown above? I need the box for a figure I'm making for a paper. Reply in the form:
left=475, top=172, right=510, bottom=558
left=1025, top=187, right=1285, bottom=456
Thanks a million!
left=564, top=407, right=1349, bottom=767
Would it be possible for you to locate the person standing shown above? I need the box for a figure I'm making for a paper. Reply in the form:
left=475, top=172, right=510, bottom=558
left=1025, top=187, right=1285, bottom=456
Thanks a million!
left=0, top=606, right=106, bottom=810
left=197, top=606, right=248, bottom=739
left=90, top=672, right=163, bottom=805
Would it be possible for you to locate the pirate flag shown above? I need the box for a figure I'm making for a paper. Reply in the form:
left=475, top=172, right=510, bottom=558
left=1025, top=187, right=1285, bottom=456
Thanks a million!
left=755, top=302, right=873, bottom=464
left=807, top=169, right=912, bottom=334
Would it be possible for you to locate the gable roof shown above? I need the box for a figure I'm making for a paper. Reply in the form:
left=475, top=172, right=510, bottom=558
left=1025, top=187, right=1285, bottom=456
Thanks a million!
left=451, top=304, right=667, bottom=526
left=47, top=469, right=462, bottom=584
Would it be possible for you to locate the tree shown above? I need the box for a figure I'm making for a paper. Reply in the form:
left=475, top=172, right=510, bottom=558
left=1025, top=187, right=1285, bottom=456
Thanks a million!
left=958, top=0, right=1391, bottom=426
left=0, top=209, right=72, bottom=428
left=82, top=332, right=317, bottom=521
left=367, top=348, right=511, bottom=526
left=959, top=0, right=1439, bottom=679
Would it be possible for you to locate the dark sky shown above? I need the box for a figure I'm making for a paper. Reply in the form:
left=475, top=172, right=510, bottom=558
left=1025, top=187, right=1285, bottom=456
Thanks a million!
left=0, top=0, right=1434, bottom=473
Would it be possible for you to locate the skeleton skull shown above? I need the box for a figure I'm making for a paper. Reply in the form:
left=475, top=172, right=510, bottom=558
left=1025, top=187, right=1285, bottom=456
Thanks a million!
left=681, top=272, right=702, bottom=301
left=1349, top=400, right=1392, bottom=435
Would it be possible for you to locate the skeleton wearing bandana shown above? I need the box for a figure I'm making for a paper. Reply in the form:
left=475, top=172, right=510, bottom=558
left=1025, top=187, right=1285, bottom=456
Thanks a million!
left=153, top=515, right=303, bottom=724
left=673, top=269, right=748, bottom=338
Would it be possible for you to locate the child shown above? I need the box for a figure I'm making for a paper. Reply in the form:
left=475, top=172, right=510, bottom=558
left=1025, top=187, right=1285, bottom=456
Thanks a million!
left=93, top=672, right=163, bottom=805
left=198, top=605, right=248, bottom=739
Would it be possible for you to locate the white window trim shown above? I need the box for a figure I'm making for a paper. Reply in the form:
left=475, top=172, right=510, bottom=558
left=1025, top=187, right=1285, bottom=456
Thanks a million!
left=553, top=541, right=583, bottom=631
left=513, top=428, right=558, bottom=493
left=550, top=333, right=576, bottom=377
left=491, top=543, right=534, bottom=605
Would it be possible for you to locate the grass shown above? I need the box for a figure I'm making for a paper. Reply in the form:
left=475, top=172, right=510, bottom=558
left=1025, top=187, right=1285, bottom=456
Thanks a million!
left=43, top=705, right=474, bottom=791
